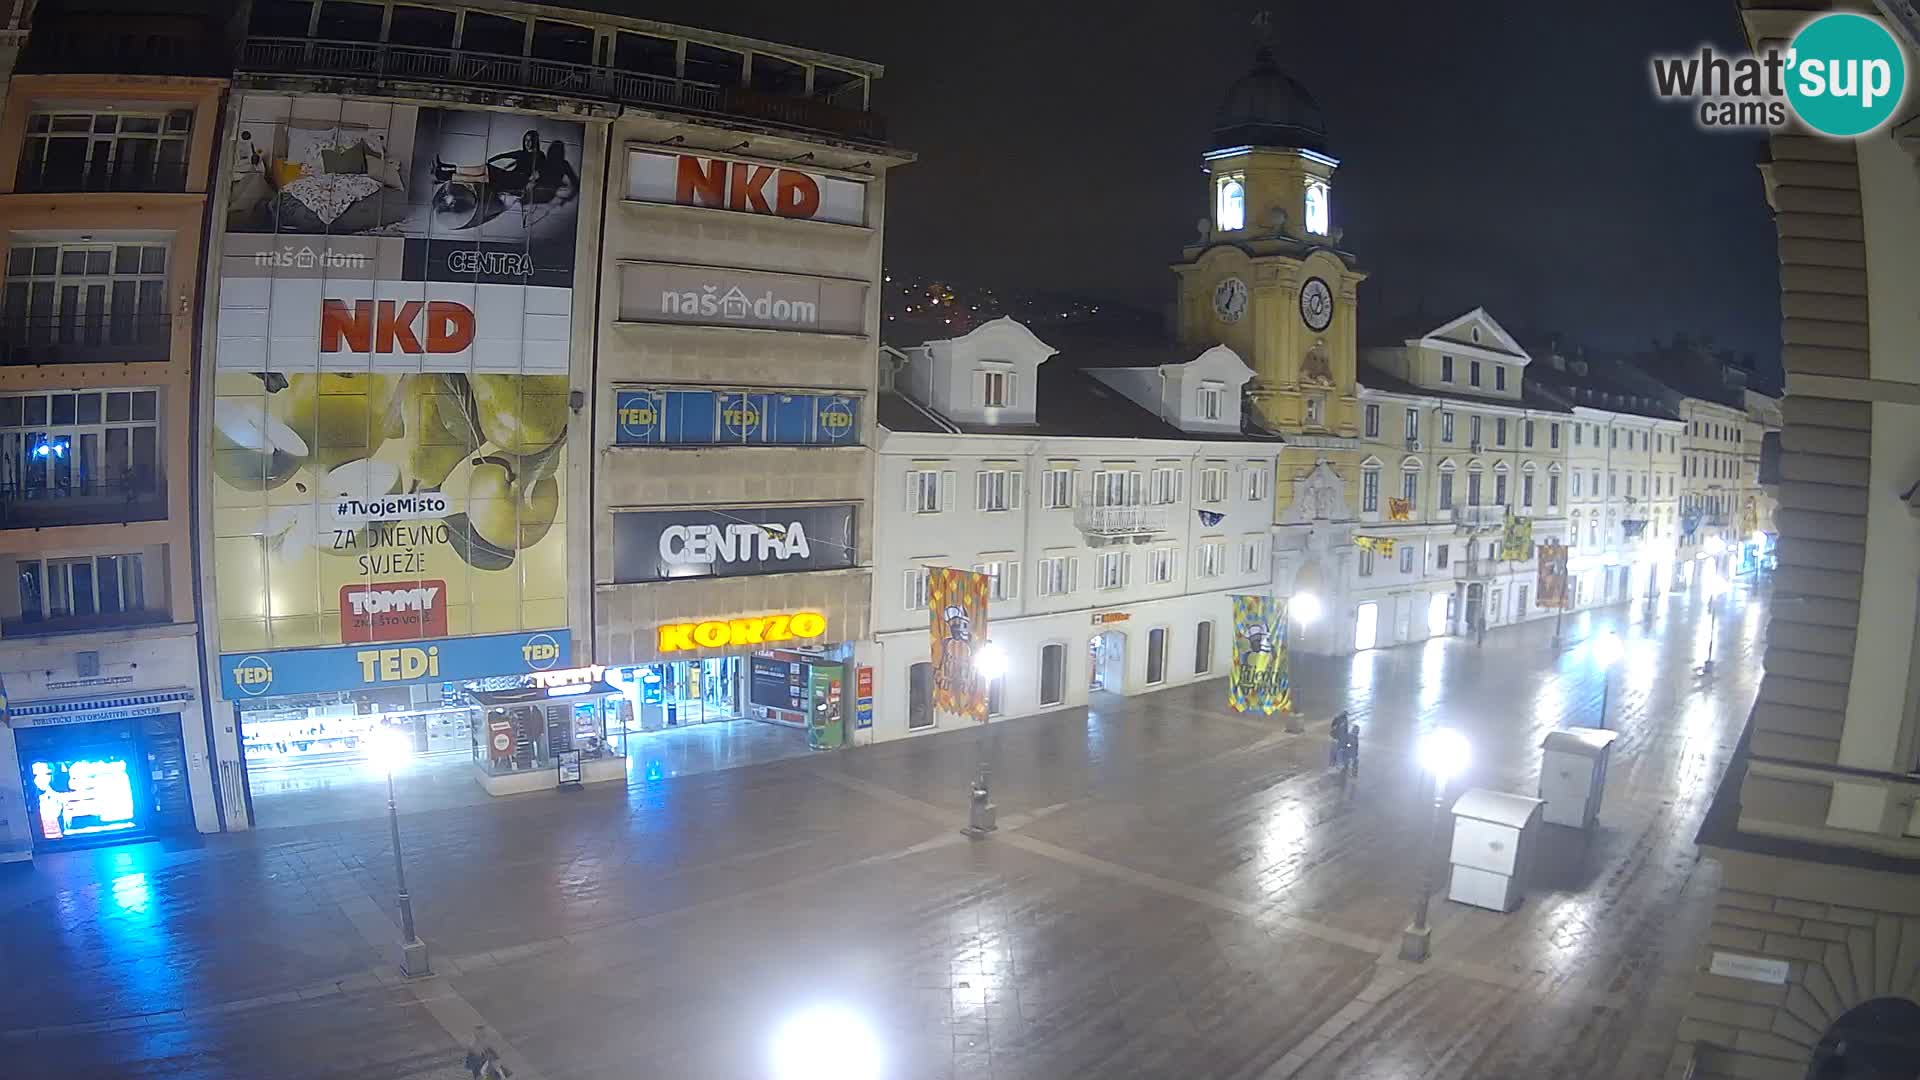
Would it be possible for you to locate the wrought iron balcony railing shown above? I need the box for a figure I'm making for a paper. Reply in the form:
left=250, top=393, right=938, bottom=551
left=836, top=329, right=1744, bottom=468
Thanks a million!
left=0, top=314, right=171, bottom=365
left=1075, top=504, right=1172, bottom=538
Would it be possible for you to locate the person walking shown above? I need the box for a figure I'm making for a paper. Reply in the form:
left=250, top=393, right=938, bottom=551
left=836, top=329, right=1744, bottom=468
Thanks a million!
left=1340, top=716, right=1360, bottom=780
left=1329, top=711, right=1350, bottom=769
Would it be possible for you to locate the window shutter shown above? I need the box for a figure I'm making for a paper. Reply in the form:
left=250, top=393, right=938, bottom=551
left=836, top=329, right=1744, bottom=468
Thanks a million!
left=1172, top=470, right=1184, bottom=504
left=974, top=368, right=988, bottom=407
left=940, top=470, right=955, bottom=511
left=976, top=471, right=989, bottom=511
left=906, top=471, right=923, bottom=511
left=904, top=569, right=920, bottom=611
left=1068, top=557, right=1080, bottom=594
left=1007, top=372, right=1018, bottom=407
left=1068, top=469, right=1080, bottom=508
left=1004, top=562, right=1020, bottom=599
left=1007, top=471, right=1023, bottom=510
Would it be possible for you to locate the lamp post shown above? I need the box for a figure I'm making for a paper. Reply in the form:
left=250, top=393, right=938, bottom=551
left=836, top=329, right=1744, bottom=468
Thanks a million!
left=1700, top=567, right=1727, bottom=676
left=386, top=763, right=430, bottom=976
left=1401, top=727, right=1470, bottom=963
left=1592, top=630, right=1624, bottom=729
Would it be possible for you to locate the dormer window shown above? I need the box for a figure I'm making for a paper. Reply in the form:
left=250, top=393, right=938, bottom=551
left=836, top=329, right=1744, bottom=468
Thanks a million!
left=1216, top=176, right=1246, bottom=232
left=1304, top=179, right=1329, bottom=235
left=1197, top=380, right=1225, bottom=421
left=980, top=366, right=1012, bottom=408
left=1470, top=327, right=1481, bottom=343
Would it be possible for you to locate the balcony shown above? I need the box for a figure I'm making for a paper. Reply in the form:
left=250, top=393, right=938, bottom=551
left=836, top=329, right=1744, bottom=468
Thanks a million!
left=0, top=315, right=171, bottom=366
left=1, top=607, right=171, bottom=639
left=1453, top=555, right=1499, bottom=581
left=16, top=15, right=226, bottom=77
left=1, top=473, right=166, bottom=530
left=239, top=37, right=889, bottom=145
left=1076, top=504, right=1172, bottom=542
left=1453, top=504, right=1507, bottom=531
left=15, top=160, right=190, bottom=195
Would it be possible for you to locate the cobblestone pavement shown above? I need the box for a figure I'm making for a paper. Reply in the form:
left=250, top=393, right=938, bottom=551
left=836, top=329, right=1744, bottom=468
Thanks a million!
left=0, top=581, right=1768, bottom=1079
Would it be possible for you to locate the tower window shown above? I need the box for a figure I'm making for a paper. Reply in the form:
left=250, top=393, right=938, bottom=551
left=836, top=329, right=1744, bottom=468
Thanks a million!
left=1217, top=177, right=1245, bottom=232
left=1304, top=179, right=1329, bottom=235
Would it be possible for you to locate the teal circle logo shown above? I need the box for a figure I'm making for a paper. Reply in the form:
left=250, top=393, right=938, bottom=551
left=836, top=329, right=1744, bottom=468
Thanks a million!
left=1786, top=13, right=1906, bottom=137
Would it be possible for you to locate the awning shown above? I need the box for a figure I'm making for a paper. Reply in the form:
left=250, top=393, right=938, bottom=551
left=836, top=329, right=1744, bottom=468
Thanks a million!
left=468, top=682, right=621, bottom=708
left=6, top=688, right=196, bottom=728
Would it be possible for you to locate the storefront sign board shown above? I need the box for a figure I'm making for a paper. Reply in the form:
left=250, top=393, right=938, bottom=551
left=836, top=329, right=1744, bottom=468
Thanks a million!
left=626, top=150, right=868, bottom=226
left=613, top=505, right=857, bottom=583
left=219, top=629, right=570, bottom=699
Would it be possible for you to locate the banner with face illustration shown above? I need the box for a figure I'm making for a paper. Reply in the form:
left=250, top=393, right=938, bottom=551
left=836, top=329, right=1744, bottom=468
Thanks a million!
left=928, top=567, right=989, bottom=722
left=1230, top=594, right=1290, bottom=715
left=1499, top=514, right=1535, bottom=562
left=1536, top=542, right=1570, bottom=610
left=209, top=94, right=580, bottom=664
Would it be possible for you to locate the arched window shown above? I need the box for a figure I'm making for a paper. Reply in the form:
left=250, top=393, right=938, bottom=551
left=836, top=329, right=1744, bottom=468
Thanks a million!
left=1217, top=177, right=1245, bottom=231
left=1304, top=179, right=1329, bottom=235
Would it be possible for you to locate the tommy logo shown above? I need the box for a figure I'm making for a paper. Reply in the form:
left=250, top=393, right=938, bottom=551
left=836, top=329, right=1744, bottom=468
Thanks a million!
left=339, top=581, right=448, bottom=642
left=321, top=299, right=476, bottom=354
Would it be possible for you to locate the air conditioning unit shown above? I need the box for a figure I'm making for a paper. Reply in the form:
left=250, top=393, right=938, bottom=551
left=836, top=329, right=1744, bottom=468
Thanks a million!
left=1406, top=437, right=1421, bottom=450
left=1469, top=441, right=1483, bottom=453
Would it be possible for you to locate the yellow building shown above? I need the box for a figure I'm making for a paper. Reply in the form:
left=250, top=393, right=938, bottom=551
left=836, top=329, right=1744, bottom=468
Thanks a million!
left=1171, top=43, right=1366, bottom=653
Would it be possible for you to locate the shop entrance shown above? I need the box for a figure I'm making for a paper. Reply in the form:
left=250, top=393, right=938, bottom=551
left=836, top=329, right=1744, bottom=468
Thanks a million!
left=1088, top=631, right=1125, bottom=693
left=613, top=658, right=744, bottom=730
left=14, top=714, right=191, bottom=851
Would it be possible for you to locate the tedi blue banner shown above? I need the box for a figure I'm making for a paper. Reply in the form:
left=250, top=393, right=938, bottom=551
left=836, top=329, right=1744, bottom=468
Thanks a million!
left=219, top=629, right=570, bottom=699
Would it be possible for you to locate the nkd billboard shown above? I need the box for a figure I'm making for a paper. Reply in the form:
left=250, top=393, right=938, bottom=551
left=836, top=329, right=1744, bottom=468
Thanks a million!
left=209, top=94, right=582, bottom=662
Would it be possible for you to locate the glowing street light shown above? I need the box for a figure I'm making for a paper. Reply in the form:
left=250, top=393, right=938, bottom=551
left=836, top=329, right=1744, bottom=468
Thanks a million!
left=1592, top=631, right=1624, bottom=729
left=1291, top=591, right=1323, bottom=625
left=1401, top=727, right=1470, bottom=963
left=772, top=1005, right=883, bottom=1080
left=973, top=641, right=1008, bottom=680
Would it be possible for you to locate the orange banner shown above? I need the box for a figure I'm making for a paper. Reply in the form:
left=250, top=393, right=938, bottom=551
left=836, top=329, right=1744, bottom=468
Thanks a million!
left=929, top=567, right=990, bottom=721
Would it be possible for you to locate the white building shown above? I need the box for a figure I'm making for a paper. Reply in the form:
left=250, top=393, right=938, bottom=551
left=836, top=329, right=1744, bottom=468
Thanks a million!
left=865, top=318, right=1279, bottom=741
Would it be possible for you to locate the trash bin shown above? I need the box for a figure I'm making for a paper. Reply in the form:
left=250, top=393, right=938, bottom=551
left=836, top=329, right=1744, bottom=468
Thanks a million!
left=1447, top=788, right=1544, bottom=913
left=1539, top=728, right=1620, bottom=829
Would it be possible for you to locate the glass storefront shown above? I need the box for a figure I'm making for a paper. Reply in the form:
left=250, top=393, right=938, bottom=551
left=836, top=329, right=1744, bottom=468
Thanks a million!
left=239, top=684, right=476, bottom=777
left=468, top=682, right=627, bottom=777
left=608, top=657, right=745, bottom=732
left=605, top=647, right=850, bottom=750
left=12, top=710, right=192, bottom=851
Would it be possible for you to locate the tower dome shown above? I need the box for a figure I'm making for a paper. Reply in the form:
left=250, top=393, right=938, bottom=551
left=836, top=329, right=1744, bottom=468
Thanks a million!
left=1211, top=46, right=1327, bottom=153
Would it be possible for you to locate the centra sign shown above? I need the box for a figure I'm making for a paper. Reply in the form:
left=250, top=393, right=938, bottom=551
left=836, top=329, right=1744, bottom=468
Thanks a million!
left=658, top=611, right=827, bottom=653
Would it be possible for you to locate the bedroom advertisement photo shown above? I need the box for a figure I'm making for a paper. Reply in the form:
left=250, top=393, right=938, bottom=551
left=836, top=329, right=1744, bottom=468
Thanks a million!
left=208, top=93, right=582, bottom=659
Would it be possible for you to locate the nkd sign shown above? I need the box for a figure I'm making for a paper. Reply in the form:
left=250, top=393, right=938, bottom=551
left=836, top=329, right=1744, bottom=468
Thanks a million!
left=619, top=263, right=867, bottom=336
left=627, top=150, right=868, bottom=226
left=611, top=503, right=857, bottom=583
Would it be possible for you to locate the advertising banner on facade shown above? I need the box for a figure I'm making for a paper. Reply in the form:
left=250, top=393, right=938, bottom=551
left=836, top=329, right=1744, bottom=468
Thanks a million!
left=610, top=504, right=857, bottom=584
left=1536, top=542, right=1570, bottom=610
left=618, top=262, right=868, bottom=335
left=613, top=388, right=858, bottom=446
left=1229, top=594, right=1291, bottom=715
left=928, top=567, right=989, bottom=722
left=209, top=94, right=579, bottom=663
left=219, top=629, right=569, bottom=699
left=626, top=149, right=868, bottom=226
left=1499, top=514, right=1535, bottom=561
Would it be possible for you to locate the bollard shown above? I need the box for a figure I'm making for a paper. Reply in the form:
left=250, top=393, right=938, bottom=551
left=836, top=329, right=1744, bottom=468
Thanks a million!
left=963, top=763, right=997, bottom=838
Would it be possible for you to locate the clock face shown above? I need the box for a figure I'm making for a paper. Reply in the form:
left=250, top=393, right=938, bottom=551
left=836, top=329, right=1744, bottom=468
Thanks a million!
left=1299, top=277, right=1334, bottom=332
left=1212, top=277, right=1248, bottom=324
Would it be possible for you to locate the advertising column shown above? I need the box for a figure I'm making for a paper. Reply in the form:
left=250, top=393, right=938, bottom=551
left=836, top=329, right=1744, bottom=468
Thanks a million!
left=206, top=96, right=582, bottom=760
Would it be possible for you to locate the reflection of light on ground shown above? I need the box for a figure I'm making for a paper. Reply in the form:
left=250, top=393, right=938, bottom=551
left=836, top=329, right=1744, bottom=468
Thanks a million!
left=1257, top=802, right=1313, bottom=872
left=1534, top=680, right=1563, bottom=727
left=1419, top=640, right=1445, bottom=708
left=1624, top=638, right=1659, bottom=684
left=110, top=871, right=151, bottom=915
left=771, top=1004, right=883, bottom=1080
left=1681, top=695, right=1717, bottom=741
left=1349, top=651, right=1376, bottom=695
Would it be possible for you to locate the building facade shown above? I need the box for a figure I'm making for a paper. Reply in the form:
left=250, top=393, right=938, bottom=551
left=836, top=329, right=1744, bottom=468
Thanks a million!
left=868, top=318, right=1277, bottom=740
left=1668, top=4, right=1920, bottom=1077
left=0, top=1, right=228, bottom=861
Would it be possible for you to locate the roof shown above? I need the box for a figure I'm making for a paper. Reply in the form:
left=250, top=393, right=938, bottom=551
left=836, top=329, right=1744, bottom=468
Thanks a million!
left=1212, top=45, right=1328, bottom=154
left=1359, top=364, right=1574, bottom=415
left=1520, top=344, right=1683, bottom=422
left=881, top=360, right=1282, bottom=444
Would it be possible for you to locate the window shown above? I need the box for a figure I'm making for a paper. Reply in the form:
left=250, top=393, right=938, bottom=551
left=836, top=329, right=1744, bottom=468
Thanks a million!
left=1361, top=467, right=1380, bottom=513
left=1495, top=473, right=1508, bottom=505
left=1522, top=474, right=1534, bottom=507
left=684, top=41, right=746, bottom=85
left=1148, top=466, right=1183, bottom=505
left=531, top=19, right=593, bottom=63
left=903, top=567, right=932, bottom=611
left=1441, top=355, right=1455, bottom=383
left=1570, top=512, right=1581, bottom=546
left=976, top=467, right=1022, bottom=511
left=1495, top=366, right=1508, bottom=391
left=1435, top=544, right=1450, bottom=568
left=1468, top=470, right=1483, bottom=505
left=974, top=558, right=1021, bottom=602
left=1518, top=585, right=1529, bottom=611
left=1245, top=466, right=1269, bottom=502
left=1093, top=469, right=1143, bottom=507
left=1524, top=420, right=1535, bottom=448
left=1148, top=547, right=1178, bottom=584
left=1588, top=521, right=1599, bottom=545
left=908, top=662, right=934, bottom=730
left=1439, top=471, right=1454, bottom=510
left=1098, top=551, right=1127, bottom=590
left=1195, top=621, right=1214, bottom=675
left=1304, top=395, right=1324, bottom=427
left=1442, top=412, right=1455, bottom=443
left=1303, top=180, right=1330, bottom=235
left=19, top=110, right=193, bottom=192
left=460, top=11, right=528, bottom=55
left=1610, top=428, right=1618, bottom=449
left=4, top=243, right=170, bottom=352
left=1197, top=381, right=1225, bottom=421
left=1146, top=627, right=1168, bottom=685
left=1239, top=535, right=1264, bottom=574
left=1401, top=469, right=1419, bottom=507
left=1037, top=555, right=1076, bottom=597
left=1404, top=409, right=1419, bottom=443
left=1495, top=417, right=1508, bottom=446
left=16, top=552, right=143, bottom=623
left=1470, top=360, right=1482, bottom=387
left=1195, top=540, right=1226, bottom=579
left=1364, top=404, right=1380, bottom=438
left=981, top=368, right=1012, bottom=408
left=908, top=469, right=947, bottom=513
left=1041, top=467, right=1074, bottom=509
left=1551, top=423, right=1561, bottom=449
left=1399, top=546, right=1415, bottom=574
left=1608, top=474, right=1616, bottom=496
left=0, top=388, right=160, bottom=501
left=1574, top=424, right=1583, bottom=447
left=1040, top=644, right=1066, bottom=707
left=1470, top=416, right=1482, bottom=447
left=1572, top=472, right=1583, bottom=498
left=1591, top=469, right=1600, bottom=494
left=1548, top=474, right=1560, bottom=507
left=1199, top=466, right=1229, bottom=504
left=1217, top=176, right=1246, bottom=231
left=1358, top=548, right=1375, bottom=577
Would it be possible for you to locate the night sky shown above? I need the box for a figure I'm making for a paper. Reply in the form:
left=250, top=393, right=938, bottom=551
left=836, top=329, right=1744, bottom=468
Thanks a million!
left=635, top=0, right=1781, bottom=372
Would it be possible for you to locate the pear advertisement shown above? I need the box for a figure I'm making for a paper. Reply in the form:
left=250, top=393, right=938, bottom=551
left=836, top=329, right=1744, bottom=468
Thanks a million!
left=209, top=94, right=579, bottom=658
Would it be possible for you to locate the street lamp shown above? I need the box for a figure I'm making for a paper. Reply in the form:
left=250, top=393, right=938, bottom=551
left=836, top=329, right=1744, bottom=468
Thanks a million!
left=1292, top=591, right=1323, bottom=624
left=1592, top=630, right=1624, bottom=729
left=386, top=761, right=429, bottom=976
left=1701, top=567, right=1727, bottom=675
left=1401, top=727, right=1470, bottom=963
left=973, top=641, right=1008, bottom=680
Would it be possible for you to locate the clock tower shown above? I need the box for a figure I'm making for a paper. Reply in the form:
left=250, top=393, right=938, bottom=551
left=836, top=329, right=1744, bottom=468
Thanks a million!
left=1171, top=42, right=1366, bottom=438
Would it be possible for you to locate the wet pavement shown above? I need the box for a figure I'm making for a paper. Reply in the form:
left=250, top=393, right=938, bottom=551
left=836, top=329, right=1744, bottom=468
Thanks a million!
left=0, top=580, right=1767, bottom=1079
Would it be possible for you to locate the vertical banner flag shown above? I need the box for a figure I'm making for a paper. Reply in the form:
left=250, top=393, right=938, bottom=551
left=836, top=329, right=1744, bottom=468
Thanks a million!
left=1500, top=514, right=1535, bottom=561
left=929, top=567, right=990, bottom=722
left=1537, top=541, right=1570, bottom=609
left=1229, top=594, right=1291, bottom=715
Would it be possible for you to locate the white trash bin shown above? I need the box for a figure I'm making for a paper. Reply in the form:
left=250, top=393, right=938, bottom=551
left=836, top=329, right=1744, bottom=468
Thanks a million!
left=1447, top=788, right=1544, bottom=913
left=1539, top=728, right=1620, bottom=829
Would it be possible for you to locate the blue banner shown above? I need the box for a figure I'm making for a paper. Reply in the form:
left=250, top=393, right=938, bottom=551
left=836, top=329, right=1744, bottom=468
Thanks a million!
left=219, top=630, right=571, bottom=699
left=614, top=388, right=858, bottom=447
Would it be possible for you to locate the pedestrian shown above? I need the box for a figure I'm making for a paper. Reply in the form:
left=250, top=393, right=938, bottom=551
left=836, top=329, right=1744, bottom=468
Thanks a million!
left=1329, top=711, right=1349, bottom=769
left=1340, top=717, right=1360, bottom=779
left=466, top=1027, right=513, bottom=1080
